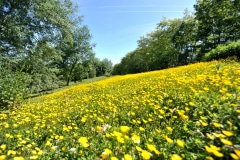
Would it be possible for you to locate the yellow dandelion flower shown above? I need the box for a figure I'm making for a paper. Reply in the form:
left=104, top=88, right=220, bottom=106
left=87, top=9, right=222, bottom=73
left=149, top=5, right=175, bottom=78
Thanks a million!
left=222, top=130, right=234, bottom=137
left=176, top=139, right=184, bottom=147
left=124, top=154, right=133, bottom=160
left=230, top=149, right=240, bottom=160
left=166, top=137, right=173, bottom=143
left=189, top=102, right=195, bottom=106
left=13, top=157, right=24, bottom=160
left=29, top=155, right=38, bottom=159
left=212, top=150, right=224, bottom=157
left=117, top=136, right=124, bottom=143
left=101, top=149, right=112, bottom=159
left=139, top=127, right=145, bottom=131
left=206, top=133, right=215, bottom=140
left=111, top=157, right=119, bottom=160
left=0, top=144, right=6, bottom=150
left=120, top=126, right=130, bottom=133
left=79, top=137, right=89, bottom=148
left=220, top=138, right=233, bottom=146
left=79, top=137, right=88, bottom=144
left=141, top=150, right=151, bottom=160
left=213, top=122, right=222, bottom=128
left=7, top=150, right=16, bottom=156
left=171, top=154, right=182, bottom=160
left=131, top=134, right=140, bottom=144
left=167, top=127, right=173, bottom=132
left=206, top=157, right=214, bottom=160
left=136, top=146, right=143, bottom=152
left=147, top=144, right=156, bottom=152
left=0, top=155, right=6, bottom=160
left=201, top=121, right=208, bottom=127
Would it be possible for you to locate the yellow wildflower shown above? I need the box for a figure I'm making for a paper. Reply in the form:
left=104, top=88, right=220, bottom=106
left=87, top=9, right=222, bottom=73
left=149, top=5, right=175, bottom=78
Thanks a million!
left=0, top=155, right=6, bottom=160
left=230, top=149, right=240, bottom=160
left=79, top=137, right=89, bottom=148
left=176, top=139, right=184, bottom=147
left=0, top=144, right=6, bottom=150
left=139, top=127, right=145, bottom=131
left=189, top=102, right=195, bottom=106
left=101, top=149, right=112, bottom=159
left=111, top=157, right=119, bottom=160
left=13, top=157, right=24, bottom=160
left=167, top=127, right=173, bottom=132
left=124, top=154, right=133, bottom=160
left=222, top=130, right=234, bottom=137
left=120, top=126, right=130, bottom=133
left=131, top=134, right=140, bottom=144
left=213, top=122, right=222, bottom=128
left=220, top=138, right=233, bottom=146
left=171, top=154, right=182, bottom=160
left=206, top=133, right=215, bottom=140
left=205, top=145, right=224, bottom=157
left=141, top=150, right=151, bottom=160
left=147, top=144, right=156, bottom=152
left=7, top=150, right=16, bottom=156
left=117, top=136, right=124, bottom=143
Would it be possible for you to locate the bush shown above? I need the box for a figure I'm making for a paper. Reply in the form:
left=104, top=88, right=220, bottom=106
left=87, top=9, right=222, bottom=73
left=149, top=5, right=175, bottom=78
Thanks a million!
left=203, top=41, right=240, bottom=61
left=0, top=68, right=31, bottom=110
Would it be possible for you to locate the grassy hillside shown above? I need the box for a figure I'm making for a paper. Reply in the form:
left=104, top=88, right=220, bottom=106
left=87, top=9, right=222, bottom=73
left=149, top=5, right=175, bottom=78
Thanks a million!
left=1, top=60, right=240, bottom=160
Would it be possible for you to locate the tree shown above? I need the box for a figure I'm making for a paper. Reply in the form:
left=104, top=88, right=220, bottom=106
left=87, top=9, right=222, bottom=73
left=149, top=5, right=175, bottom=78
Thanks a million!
left=58, top=26, right=94, bottom=86
left=194, top=0, right=240, bottom=59
left=172, top=10, right=197, bottom=65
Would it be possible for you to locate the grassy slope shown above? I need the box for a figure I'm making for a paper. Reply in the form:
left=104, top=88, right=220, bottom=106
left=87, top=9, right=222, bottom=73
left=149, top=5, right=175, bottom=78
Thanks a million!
left=0, top=60, right=240, bottom=160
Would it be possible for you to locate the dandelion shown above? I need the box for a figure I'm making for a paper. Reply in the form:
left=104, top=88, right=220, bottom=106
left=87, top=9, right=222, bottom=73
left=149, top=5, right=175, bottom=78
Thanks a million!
left=167, top=127, right=173, bottom=132
left=220, top=138, right=233, bottom=145
left=7, top=150, right=16, bottom=156
left=45, top=141, right=52, bottom=146
left=206, top=133, right=215, bottom=140
left=101, top=149, right=112, bottom=159
left=79, top=137, right=89, bottom=148
left=205, top=145, right=224, bottom=157
left=131, top=134, right=140, bottom=144
left=176, top=139, right=184, bottom=147
left=189, top=102, right=195, bottom=106
left=13, top=157, right=24, bottom=160
left=124, top=154, right=133, bottom=160
left=0, top=144, right=6, bottom=150
left=110, top=157, right=119, bottom=160
left=141, top=150, right=151, bottom=160
left=139, top=127, right=145, bottom=131
left=29, top=155, right=38, bottom=159
left=213, top=122, right=222, bottom=128
left=222, top=130, right=234, bottom=137
left=230, top=149, right=240, bottom=160
left=117, top=136, right=124, bottom=143
left=0, top=155, right=6, bottom=160
left=120, top=126, right=130, bottom=133
left=136, top=146, right=143, bottom=152
left=171, top=154, right=182, bottom=160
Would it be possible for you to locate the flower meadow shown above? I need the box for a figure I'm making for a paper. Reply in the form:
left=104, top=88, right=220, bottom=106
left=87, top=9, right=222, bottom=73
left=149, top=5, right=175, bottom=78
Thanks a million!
left=1, top=60, right=240, bottom=160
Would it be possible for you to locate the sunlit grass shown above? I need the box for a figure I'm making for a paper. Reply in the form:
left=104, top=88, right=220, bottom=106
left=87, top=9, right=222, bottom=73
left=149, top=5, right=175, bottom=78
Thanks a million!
left=0, top=60, right=240, bottom=159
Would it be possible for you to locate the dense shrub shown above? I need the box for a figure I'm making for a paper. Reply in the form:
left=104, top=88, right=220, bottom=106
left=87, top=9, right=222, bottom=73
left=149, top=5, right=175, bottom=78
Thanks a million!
left=203, top=41, right=240, bottom=61
left=0, top=68, right=31, bottom=110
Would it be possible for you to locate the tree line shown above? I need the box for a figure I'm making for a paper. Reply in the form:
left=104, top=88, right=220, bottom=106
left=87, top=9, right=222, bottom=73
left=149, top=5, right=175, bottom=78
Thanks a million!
left=112, top=0, right=240, bottom=75
left=0, top=0, right=112, bottom=108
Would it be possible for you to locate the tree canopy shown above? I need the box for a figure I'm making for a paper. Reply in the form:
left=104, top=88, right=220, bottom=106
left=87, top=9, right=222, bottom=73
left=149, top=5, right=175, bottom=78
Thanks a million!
left=113, top=0, right=240, bottom=75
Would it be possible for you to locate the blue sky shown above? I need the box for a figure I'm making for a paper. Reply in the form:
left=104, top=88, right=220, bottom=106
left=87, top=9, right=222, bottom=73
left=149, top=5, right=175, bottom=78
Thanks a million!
left=72, top=0, right=196, bottom=64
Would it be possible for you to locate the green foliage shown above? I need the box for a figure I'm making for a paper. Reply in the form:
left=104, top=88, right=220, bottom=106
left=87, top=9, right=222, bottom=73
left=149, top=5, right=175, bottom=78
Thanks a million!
left=0, top=67, right=31, bottom=109
left=203, top=41, right=240, bottom=61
